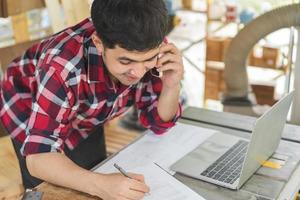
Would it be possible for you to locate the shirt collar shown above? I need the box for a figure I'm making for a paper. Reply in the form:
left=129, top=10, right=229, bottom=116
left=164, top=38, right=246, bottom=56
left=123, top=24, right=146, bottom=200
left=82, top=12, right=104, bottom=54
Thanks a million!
left=85, top=36, right=137, bottom=92
left=86, top=38, right=106, bottom=83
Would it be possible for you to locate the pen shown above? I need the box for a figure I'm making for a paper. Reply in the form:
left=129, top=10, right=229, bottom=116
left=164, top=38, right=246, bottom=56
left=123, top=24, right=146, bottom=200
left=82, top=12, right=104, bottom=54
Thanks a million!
left=113, top=163, right=151, bottom=195
left=113, top=163, right=132, bottom=179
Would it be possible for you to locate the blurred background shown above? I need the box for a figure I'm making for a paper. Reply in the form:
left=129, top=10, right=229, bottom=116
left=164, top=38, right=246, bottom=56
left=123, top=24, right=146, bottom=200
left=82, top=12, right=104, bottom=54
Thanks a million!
left=0, top=0, right=299, bottom=116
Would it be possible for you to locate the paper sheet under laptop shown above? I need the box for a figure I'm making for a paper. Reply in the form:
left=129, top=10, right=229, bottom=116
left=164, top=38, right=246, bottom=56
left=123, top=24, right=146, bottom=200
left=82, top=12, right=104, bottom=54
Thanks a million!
left=94, top=122, right=217, bottom=200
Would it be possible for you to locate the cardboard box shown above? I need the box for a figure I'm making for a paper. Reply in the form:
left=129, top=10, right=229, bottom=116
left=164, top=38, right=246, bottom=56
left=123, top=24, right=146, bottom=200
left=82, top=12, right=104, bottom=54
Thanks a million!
left=206, top=37, right=233, bottom=62
left=263, top=46, right=279, bottom=58
left=182, top=0, right=192, bottom=10
left=249, top=46, right=280, bottom=69
left=249, top=56, right=266, bottom=68
left=206, top=37, right=224, bottom=62
left=251, top=84, right=276, bottom=105
left=204, top=61, right=226, bottom=100
left=262, top=46, right=279, bottom=68
left=204, top=61, right=277, bottom=105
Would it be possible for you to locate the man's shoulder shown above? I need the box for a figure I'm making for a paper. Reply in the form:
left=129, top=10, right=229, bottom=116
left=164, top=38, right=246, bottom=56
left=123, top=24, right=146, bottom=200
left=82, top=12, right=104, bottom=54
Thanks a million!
left=40, top=19, right=94, bottom=73
left=44, top=18, right=94, bottom=52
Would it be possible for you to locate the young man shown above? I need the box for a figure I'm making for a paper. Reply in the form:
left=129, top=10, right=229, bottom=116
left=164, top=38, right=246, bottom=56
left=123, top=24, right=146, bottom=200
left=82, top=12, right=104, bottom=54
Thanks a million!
left=0, top=0, right=183, bottom=199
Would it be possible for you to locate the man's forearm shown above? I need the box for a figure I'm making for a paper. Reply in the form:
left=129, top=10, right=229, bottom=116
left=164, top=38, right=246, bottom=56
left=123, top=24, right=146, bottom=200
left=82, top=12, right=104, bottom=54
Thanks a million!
left=26, top=152, right=99, bottom=195
left=157, top=84, right=181, bottom=122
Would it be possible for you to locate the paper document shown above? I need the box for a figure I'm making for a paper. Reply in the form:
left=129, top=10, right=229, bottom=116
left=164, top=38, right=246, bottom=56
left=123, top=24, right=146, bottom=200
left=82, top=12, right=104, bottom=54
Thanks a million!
left=103, top=122, right=216, bottom=175
left=93, top=122, right=218, bottom=200
left=96, top=161, right=206, bottom=200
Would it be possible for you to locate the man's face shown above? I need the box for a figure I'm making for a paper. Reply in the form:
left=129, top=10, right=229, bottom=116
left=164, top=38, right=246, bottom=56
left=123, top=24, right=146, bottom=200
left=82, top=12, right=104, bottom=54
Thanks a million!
left=102, top=46, right=160, bottom=85
left=92, top=34, right=160, bottom=85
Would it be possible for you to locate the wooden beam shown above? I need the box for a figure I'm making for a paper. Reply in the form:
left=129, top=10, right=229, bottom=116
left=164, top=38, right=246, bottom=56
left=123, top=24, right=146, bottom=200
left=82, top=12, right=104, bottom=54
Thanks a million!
left=0, top=0, right=44, bottom=18
left=182, top=0, right=192, bottom=10
left=11, top=12, right=30, bottom=43
left=44, top=0, right=66, bottom=33
left=0, top=136, right=24, bottom=199
left=61, top=0, right=90, bottom=26
left=0, top=0, right=4, bottom=17
left=0, top=38, right=43, bottom=70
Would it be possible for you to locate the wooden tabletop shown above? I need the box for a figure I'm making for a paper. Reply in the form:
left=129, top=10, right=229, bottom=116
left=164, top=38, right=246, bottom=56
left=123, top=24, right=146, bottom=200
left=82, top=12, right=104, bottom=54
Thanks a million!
left=37, top=183, right=100, bottom=200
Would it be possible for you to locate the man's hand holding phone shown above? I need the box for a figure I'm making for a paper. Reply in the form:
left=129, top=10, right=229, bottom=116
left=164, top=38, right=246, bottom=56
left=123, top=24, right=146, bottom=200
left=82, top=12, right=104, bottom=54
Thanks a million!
left=156, top=43, right=184, bottom=89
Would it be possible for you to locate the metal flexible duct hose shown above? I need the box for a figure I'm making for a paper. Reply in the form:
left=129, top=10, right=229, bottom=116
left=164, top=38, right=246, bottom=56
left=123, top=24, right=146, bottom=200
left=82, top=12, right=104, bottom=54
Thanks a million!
left=224, top=4, right=300, bottom=103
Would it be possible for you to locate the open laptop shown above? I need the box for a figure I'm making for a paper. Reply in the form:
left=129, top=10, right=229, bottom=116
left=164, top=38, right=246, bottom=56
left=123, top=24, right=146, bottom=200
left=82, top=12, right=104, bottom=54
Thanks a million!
left=171, top=91, right=294, bottom=190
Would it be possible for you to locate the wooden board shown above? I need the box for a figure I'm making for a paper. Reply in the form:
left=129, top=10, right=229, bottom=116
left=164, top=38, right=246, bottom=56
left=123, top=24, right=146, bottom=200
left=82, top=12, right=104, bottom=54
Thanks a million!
left=0, top=0, right=44, bottom=18
left=37, top=184, right=99, bottom=200
left=0, top=136, right=24, bottom=199
left=44, top=0, right=66, bottom=33
left=11, top=12, right=30, bottom=43
left=61, top=0, right=90, bottom=26
left=0, top=38, right=43, bottom=70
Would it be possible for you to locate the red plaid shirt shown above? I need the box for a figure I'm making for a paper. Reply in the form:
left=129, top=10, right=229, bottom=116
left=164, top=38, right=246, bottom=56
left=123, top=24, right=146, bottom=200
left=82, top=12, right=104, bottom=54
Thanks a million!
left=0, top=18, right=181, bottom=156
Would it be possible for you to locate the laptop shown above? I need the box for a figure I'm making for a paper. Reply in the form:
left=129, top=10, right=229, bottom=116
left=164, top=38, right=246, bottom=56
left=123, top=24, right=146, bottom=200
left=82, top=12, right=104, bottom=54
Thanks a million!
left=171, top=91, right=294, bottom=190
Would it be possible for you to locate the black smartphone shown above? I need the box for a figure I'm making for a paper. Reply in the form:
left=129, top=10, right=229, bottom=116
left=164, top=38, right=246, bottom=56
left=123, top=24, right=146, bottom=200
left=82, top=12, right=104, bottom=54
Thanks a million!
left=150, top=67, right=162, bottom=77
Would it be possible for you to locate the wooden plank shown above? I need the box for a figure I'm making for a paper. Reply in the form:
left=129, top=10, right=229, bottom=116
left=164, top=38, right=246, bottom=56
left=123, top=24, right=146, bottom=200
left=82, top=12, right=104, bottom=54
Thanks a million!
left=61, top=0, right=90, bottom=26
left=44, top=0, right=66, bottom=33
left=0, top=0, right=4, bottom=17
left=0, top=184, right=24, bottom=199
left=11, top=12, right=30, bottom=43
left=182, top=0, right=193, bottom=9
left=106, top=146, right=118, bottom=155
left=0, top=0, right=44, bottom=18
left=106, top=131, right=138, bottom=140
left=105, top=141, right=124, bottom=151
left=105, top=136, right=135, bottom=145
left=0, top=38, right=42, bottom=70
left=0, top=136, right=23, bottom=199
left=105, top=125, right=141, bottom=137
left=37, top=184, right=96, bottom=200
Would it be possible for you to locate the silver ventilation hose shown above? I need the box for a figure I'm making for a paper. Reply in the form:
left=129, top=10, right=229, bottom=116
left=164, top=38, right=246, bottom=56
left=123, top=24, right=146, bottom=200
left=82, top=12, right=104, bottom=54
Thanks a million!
left=223, top=4, right=300, bottom=104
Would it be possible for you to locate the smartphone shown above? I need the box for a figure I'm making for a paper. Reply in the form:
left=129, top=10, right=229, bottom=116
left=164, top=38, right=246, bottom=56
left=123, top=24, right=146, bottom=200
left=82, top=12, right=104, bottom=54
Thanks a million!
left=150, top=67, right=163, bottom=78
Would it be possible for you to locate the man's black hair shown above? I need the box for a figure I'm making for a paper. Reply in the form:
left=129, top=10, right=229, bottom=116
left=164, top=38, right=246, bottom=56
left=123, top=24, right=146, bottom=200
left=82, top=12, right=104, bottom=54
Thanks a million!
left=91, top=0, right=168, bottom=51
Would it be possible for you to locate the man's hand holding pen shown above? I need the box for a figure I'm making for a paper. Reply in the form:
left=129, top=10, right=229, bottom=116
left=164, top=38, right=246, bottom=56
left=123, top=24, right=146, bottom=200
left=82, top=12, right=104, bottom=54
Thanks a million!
left=89, top=167, right=150, bottom=200
left=88, top=163, right=149, bottom=200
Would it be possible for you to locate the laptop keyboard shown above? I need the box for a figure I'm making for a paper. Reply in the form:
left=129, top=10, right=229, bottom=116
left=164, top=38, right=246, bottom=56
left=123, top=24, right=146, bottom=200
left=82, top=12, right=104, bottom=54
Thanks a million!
left=200, top=140, right=248, bottom=184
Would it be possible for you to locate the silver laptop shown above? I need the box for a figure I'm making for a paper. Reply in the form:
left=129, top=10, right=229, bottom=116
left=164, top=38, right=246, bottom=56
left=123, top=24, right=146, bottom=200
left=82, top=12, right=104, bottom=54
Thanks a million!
left=171, top=91, right=294, bottom=190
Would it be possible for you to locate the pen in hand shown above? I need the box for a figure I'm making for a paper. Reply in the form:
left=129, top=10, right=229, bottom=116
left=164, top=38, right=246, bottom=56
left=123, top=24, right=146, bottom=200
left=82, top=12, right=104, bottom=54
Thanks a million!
left=113, top=163, right=132, bottom=179
left=113, top=163, right=151, bottom=195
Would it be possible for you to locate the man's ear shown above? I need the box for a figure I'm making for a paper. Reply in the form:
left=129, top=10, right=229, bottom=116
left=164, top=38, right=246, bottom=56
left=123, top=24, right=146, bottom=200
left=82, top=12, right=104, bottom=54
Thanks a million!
left=92, top=33, right=104, bottom=54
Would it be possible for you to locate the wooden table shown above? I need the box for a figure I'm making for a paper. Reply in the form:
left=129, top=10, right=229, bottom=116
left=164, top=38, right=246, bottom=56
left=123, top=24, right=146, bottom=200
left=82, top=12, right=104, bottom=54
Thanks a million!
left=36, top=107, right=300, bottom=200
left=37, top=184, right=98, bottom=200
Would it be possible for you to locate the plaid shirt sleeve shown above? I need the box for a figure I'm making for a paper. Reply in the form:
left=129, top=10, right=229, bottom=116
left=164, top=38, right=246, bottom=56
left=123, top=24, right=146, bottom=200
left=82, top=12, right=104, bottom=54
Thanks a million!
left=21, top=65, right=75, bottom=156
left=135, top=74, right=182, bottom=134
